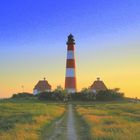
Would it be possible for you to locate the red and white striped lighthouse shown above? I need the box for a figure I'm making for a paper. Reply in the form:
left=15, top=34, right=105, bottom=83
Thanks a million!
left=65, top=34, right=77, bottom=93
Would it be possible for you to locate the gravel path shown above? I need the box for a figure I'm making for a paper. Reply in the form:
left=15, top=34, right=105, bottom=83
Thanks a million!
left=46, top=104, right=88, bottom=140
left=67, top=104, right=78, bottom=140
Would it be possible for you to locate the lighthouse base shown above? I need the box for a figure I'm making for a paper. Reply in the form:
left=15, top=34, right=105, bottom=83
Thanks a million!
left=66, top=88, right=76, bottom=93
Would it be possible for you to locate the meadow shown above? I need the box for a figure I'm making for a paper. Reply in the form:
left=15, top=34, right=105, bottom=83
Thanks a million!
left=76, top=102, right=140, bottom=140
left=0, top=99, right=65, bottom=140
left=1, top=98, right=140, bottom=140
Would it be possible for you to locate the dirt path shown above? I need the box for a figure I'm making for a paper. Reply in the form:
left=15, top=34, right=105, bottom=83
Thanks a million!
left=45, top=104, right=90, bottom=140
left=67, top=104, right=77, bottom=140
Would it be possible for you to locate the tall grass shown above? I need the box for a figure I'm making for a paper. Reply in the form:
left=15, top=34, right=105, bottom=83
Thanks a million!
left=0, top=101, right=65, bottom=140
left=76, top=102, right=140, bottom=140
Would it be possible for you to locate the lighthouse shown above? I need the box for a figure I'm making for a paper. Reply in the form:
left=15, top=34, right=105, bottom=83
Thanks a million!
left=65, top=34, right=77, bottom=93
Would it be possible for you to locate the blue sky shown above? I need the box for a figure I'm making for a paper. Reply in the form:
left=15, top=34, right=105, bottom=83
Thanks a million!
left=0, top=0, right=140, bottom=98
left=0, top=0, right=140, bottom=45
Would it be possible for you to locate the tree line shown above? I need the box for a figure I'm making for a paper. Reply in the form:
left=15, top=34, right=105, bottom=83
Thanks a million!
left=12, top=87, right=124, bottom=101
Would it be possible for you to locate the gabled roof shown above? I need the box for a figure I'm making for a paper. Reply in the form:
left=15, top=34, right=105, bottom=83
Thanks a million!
left=34, top=78, right=51, bottom=91
left=90, top=78, right=107, bottom=91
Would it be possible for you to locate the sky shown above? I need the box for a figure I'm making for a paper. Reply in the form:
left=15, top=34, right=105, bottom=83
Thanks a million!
left=0, top=0, right=140, bottom=98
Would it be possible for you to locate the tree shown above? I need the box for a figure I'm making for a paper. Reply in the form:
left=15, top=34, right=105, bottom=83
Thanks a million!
left=53, top=85, right=67, bottom=101
left=96, top=88, right=124, bottom=101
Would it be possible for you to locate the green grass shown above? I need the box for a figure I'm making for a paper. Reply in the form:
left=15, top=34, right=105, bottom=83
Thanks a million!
left=0, top=100, right=65, bottom=140
left=76, top=101, right=140, bottom=140
left=1, top=99, right=140, bottom=140
left=73, top=105, right=92, bottom=140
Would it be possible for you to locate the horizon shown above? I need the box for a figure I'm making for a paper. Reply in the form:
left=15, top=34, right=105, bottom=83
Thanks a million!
left=0, top=0, right=140, bottom=98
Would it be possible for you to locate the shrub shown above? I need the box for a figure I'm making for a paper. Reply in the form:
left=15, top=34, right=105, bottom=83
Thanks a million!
left=36, top=88, right=124, bottom=101
left=96, top=89, right=124, bottom=101
left=12, top=92, right=34, bottom=99
left=38, top=92, right=52, bottom=100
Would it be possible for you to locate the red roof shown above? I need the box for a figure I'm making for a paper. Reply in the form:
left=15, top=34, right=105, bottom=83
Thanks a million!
left=90, top=78, right=107, bottom=91
left=34, top=79, right=51, bottom=91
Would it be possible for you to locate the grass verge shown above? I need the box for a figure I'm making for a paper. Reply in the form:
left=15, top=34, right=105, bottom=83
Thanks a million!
left=0, top=101, right=65, bottom=140
left=76, top=102, right=140, bottom=140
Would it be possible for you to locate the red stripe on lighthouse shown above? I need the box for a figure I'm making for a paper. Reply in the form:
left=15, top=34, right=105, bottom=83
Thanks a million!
left=66, top=59, right=75, bottom=68
left=68, top=45, right=74, bottom=51
left=65, top=77, right=76, bottom=88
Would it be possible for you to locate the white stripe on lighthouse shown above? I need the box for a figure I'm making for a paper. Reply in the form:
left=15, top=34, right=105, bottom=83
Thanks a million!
left=67, top=51, right=74, bottom=59
left=66, top=68, right=75, bottom=77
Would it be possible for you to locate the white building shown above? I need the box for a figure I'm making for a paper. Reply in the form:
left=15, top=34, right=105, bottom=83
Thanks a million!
left=33, top=78, right=51, bottom=95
